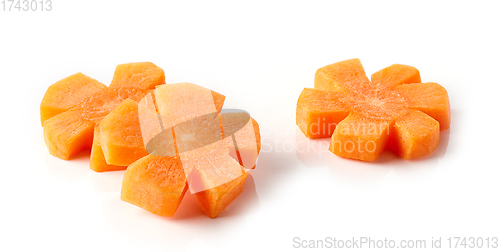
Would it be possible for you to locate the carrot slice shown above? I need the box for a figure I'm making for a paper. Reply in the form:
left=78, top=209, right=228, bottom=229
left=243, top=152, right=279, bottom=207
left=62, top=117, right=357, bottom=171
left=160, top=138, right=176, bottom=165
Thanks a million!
left=371, top=64, right=421, bottom=89
left=90, top=124, right=125, bottom=172
left=195, top=171, right=248, bottom=218
left=395, top=82, right=451, bottom=130
left=41, top=64, right=261, bottom=218
left=121, top=155, right=188, bottom=217
left=315, top=58, right=370, bottom=92
left=391, top=110, right=440, bottom=159
left=297, top=58, right=450, bottom=161
left=109, top=62, right=165, bottom=90
left=43, top=109, right=95, bottom=160
left=43, top=88, right=151, bottom=160
left=153, top=83, right=224, bottom=128
left=329, top=113, right=391, bottom=162
left=129, top=83, right=261, bottom=218
left=40, top=73, right=107, bottom=125
left=296, top=88, right=350, bottom=138
left=99, top=99, right=149, bottom=166
left=221, top=112, right=261, bottom=168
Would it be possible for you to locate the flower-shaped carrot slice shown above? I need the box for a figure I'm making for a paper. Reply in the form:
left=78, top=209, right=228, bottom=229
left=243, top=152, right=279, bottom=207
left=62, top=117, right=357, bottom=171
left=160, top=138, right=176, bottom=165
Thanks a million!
left=297, top=59, right=450, bottom=161
left=121, top=83, right=261, bottom=218
left=41, top=62, right=165, bottom=160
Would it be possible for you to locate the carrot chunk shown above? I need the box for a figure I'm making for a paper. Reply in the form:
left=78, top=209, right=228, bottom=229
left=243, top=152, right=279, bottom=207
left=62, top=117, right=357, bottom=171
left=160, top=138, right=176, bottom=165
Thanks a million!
left=297, top=59, right=450, bottom=161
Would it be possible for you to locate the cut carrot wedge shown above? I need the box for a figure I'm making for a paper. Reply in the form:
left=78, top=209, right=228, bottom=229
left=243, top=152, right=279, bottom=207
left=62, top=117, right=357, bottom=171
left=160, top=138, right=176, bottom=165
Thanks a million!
left=391, top=109, right=440, bottom=159
left=315, top=58, right=370, bottom=92
left=296, top=88, right=350, bottom=138
left=121, top=155, right=188, bottom=217
left=395, top=82, right=451, bottom=130
left=42, top=63, right=162, bottom=160
left=153, top=82, right=225, bottom=128
left=329, top=113, right=391, bottom=162
left=40, top=73, right=107, bottom=125
left=99, top=98, right=149, bottom=166
left=43, top=109, right=95, bottom=160
left=120, top=83, right=261, bottom=218
left=297, top=58, right=450, bottom=161
left=43, top=88, right=151, bottom=160
left=195, top=171, right=249, bottom=218
left=221, top=112, right=261, bottom=169
left=90, top=124, right=125, bottom=172
left=41, top=63, right=261, bottom=218
left=109, top=62, right=165, bottom=90
left=371, top=64, right=421, bottom=89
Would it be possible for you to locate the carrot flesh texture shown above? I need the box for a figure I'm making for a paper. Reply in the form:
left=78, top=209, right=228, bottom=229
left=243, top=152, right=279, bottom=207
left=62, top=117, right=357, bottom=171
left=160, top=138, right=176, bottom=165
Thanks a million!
left=121, top=155, right=188, bottom=217
left=296, top=88, right=350, bottom=138
left=298, top=59, right=450, bottom=161
left=121, top=86, right=256, bottom=218
left=40, top=73, right=107, bottom=125
left=43, top=109, right=95, bottom=160
left=154, top=83, right=223, bottom=128
left=188, top=115, right=260, bottom=217
left=41, top=69, right=259, bottom=217
left=151, top=83, right=261, bottom=217
left=211, top=90, right=226, bottom=113
left=314, top=58, right=370, bottom=92
left=44, top=62, right=161, bottom=160
left=99, top=99, right=149, bottom=166
left=220, top=113, right=261, bottom=169
left=109, top=62, right=166, bottom=90
left=43, top=88, right=151, bottom=160
left=191, top=116, right=260, bottom=217
left=371, top=64, right=421, bottom=89
left=395, top=82, right=451, bottom=130
left=391, top=109, right=440, bottom=159
left=251, top=118, right=262, bottom=154
left=345, top=88, right=408, bottom=121
left=195, top=171, right=248, bottom=218
left=329, top=113, right=391, bottom=162
left=90, top=124, right=125, bottom=172
left=180, top=137, right=244, bottom=192
left=153, top=83, right=239, bottom=193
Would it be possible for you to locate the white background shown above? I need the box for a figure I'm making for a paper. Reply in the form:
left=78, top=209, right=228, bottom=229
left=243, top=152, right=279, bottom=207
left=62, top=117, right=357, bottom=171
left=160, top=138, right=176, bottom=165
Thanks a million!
left=1, top=1, right=499, bottom=251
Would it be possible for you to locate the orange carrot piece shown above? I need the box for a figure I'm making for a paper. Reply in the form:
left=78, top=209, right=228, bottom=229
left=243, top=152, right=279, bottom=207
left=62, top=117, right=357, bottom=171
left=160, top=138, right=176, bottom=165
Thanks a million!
left=109, top=62, right=165, bottom=90
left=40, top=73, right=107, bottom=125
left=315, top=58, right=370, bottom=92
left=90, top=124, right=126, bottom=172
left=297, top=58, right=450, bottom=161
left=329, top=113, right=391, bottom=162
left=391, top=109, right=440, bottom=159
left=371, top=64, right=421, bottom=89
left=99, top=99, right=149, bottom=166
left=395, top=82, right=451, bottom=130
left=121, top=155, right=188, bottom=217
left=296, top=88, right=349, bottom=138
